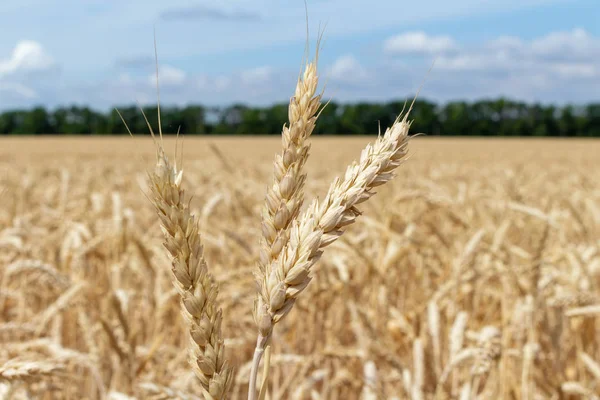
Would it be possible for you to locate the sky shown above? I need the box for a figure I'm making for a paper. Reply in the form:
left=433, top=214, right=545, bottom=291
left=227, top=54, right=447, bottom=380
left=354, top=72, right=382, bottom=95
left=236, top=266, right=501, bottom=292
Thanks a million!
left=0, top=0, right=598, bottom=111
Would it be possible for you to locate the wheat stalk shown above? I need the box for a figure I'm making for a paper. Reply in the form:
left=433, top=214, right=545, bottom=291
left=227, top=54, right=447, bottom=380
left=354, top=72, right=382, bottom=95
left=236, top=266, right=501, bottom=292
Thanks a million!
left=147, top=145, right=233, bottom=399
left=248, top=43, right=323, bottom=399
left=117, top=32, right=236, bottom=400
left=249, top=110, right=412, bottom=399
left=257, top=113, right=411, bottom=332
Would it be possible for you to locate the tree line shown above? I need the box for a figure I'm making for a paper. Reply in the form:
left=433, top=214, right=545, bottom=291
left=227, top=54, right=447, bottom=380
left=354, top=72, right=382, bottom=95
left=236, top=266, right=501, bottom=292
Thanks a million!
left=0, top=98, right=599, bottom=136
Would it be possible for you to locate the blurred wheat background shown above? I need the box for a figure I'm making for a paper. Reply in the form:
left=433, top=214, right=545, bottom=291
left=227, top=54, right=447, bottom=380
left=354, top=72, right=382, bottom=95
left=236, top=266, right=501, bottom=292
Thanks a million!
left=1, top=136, right=598, bottom=399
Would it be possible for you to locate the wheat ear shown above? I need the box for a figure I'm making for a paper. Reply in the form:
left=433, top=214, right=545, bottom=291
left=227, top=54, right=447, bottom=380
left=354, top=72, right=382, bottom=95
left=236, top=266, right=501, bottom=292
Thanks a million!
left=0, top=359, right=65, bottom=382
left=148, top=146, right=233, bottom=399
left=248, top=46, right=322, bottom=399
left=257, top=50, right=322, bottom=276
left=249, top=112, right=412, bottom=399
left=131, top=31, right=233, bottom=400
left=259, top=113, right=411, bottom=332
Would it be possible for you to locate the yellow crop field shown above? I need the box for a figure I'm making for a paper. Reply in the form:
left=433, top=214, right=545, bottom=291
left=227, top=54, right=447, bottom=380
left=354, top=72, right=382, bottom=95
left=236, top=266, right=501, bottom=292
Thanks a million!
left=1, top=136, right=599, bottom=399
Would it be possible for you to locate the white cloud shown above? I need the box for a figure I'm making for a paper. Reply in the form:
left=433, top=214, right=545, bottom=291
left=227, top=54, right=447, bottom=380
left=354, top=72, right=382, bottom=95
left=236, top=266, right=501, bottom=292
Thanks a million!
left=240, top=66, right=273, bottom=85
left=214, top=76, right=232, bottom=91
left=52, top=66, right=290, bottom=111
left=435, top=52, right=512, bottom=71
left=384, top=31, right=457, bottom=55
left=550, top=63, right=597, bottom=79
left=329, top=55, right=368, bottom=83
left=147, top=64, right=186, bottom=87
left=0, top=0, right=597, bottom=110
left=432, top=28, right=600, bottom=80
left=320, top=28, right=600, bottom=105
left=0, top=0, right=578, bottom=71
left=530, top=28, right=600, bottom=60
left=196, top=74, right=209, bottom=89
left=487, top=36, right=524, bottom=50
left=382, top=28, right=600, bottom=83
left=380, top=28, right=600, bottom=103
left=0, top=40, right=53, bottom=105
left=117, top=73, right=133, bottom=85
left=1, top=27, right=599, bottom=111
left=0, top=40, right=54, bottom=77
left=0, top=82, right=37, bottom=99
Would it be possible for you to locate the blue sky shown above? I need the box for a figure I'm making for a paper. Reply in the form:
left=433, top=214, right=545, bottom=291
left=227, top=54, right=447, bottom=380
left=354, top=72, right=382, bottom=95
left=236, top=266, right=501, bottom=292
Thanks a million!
left=0, top=0, right=598, bottom=111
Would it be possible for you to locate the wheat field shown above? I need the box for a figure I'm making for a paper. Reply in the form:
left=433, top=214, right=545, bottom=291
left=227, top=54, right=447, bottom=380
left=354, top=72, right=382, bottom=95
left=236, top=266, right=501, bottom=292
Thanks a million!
left=1, top=136, right=599, bottom=399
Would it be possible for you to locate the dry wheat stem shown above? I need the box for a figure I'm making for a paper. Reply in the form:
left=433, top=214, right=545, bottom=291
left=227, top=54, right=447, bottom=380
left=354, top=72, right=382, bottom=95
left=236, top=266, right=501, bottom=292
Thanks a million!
left=148, top=147, right=233, bottom=399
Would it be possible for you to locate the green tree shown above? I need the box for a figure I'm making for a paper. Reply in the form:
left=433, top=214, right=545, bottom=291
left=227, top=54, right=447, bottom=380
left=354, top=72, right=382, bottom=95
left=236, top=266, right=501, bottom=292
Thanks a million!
left=21, top=107, right=54, bottom=134
left=0, top=111, right=19, bottom=134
